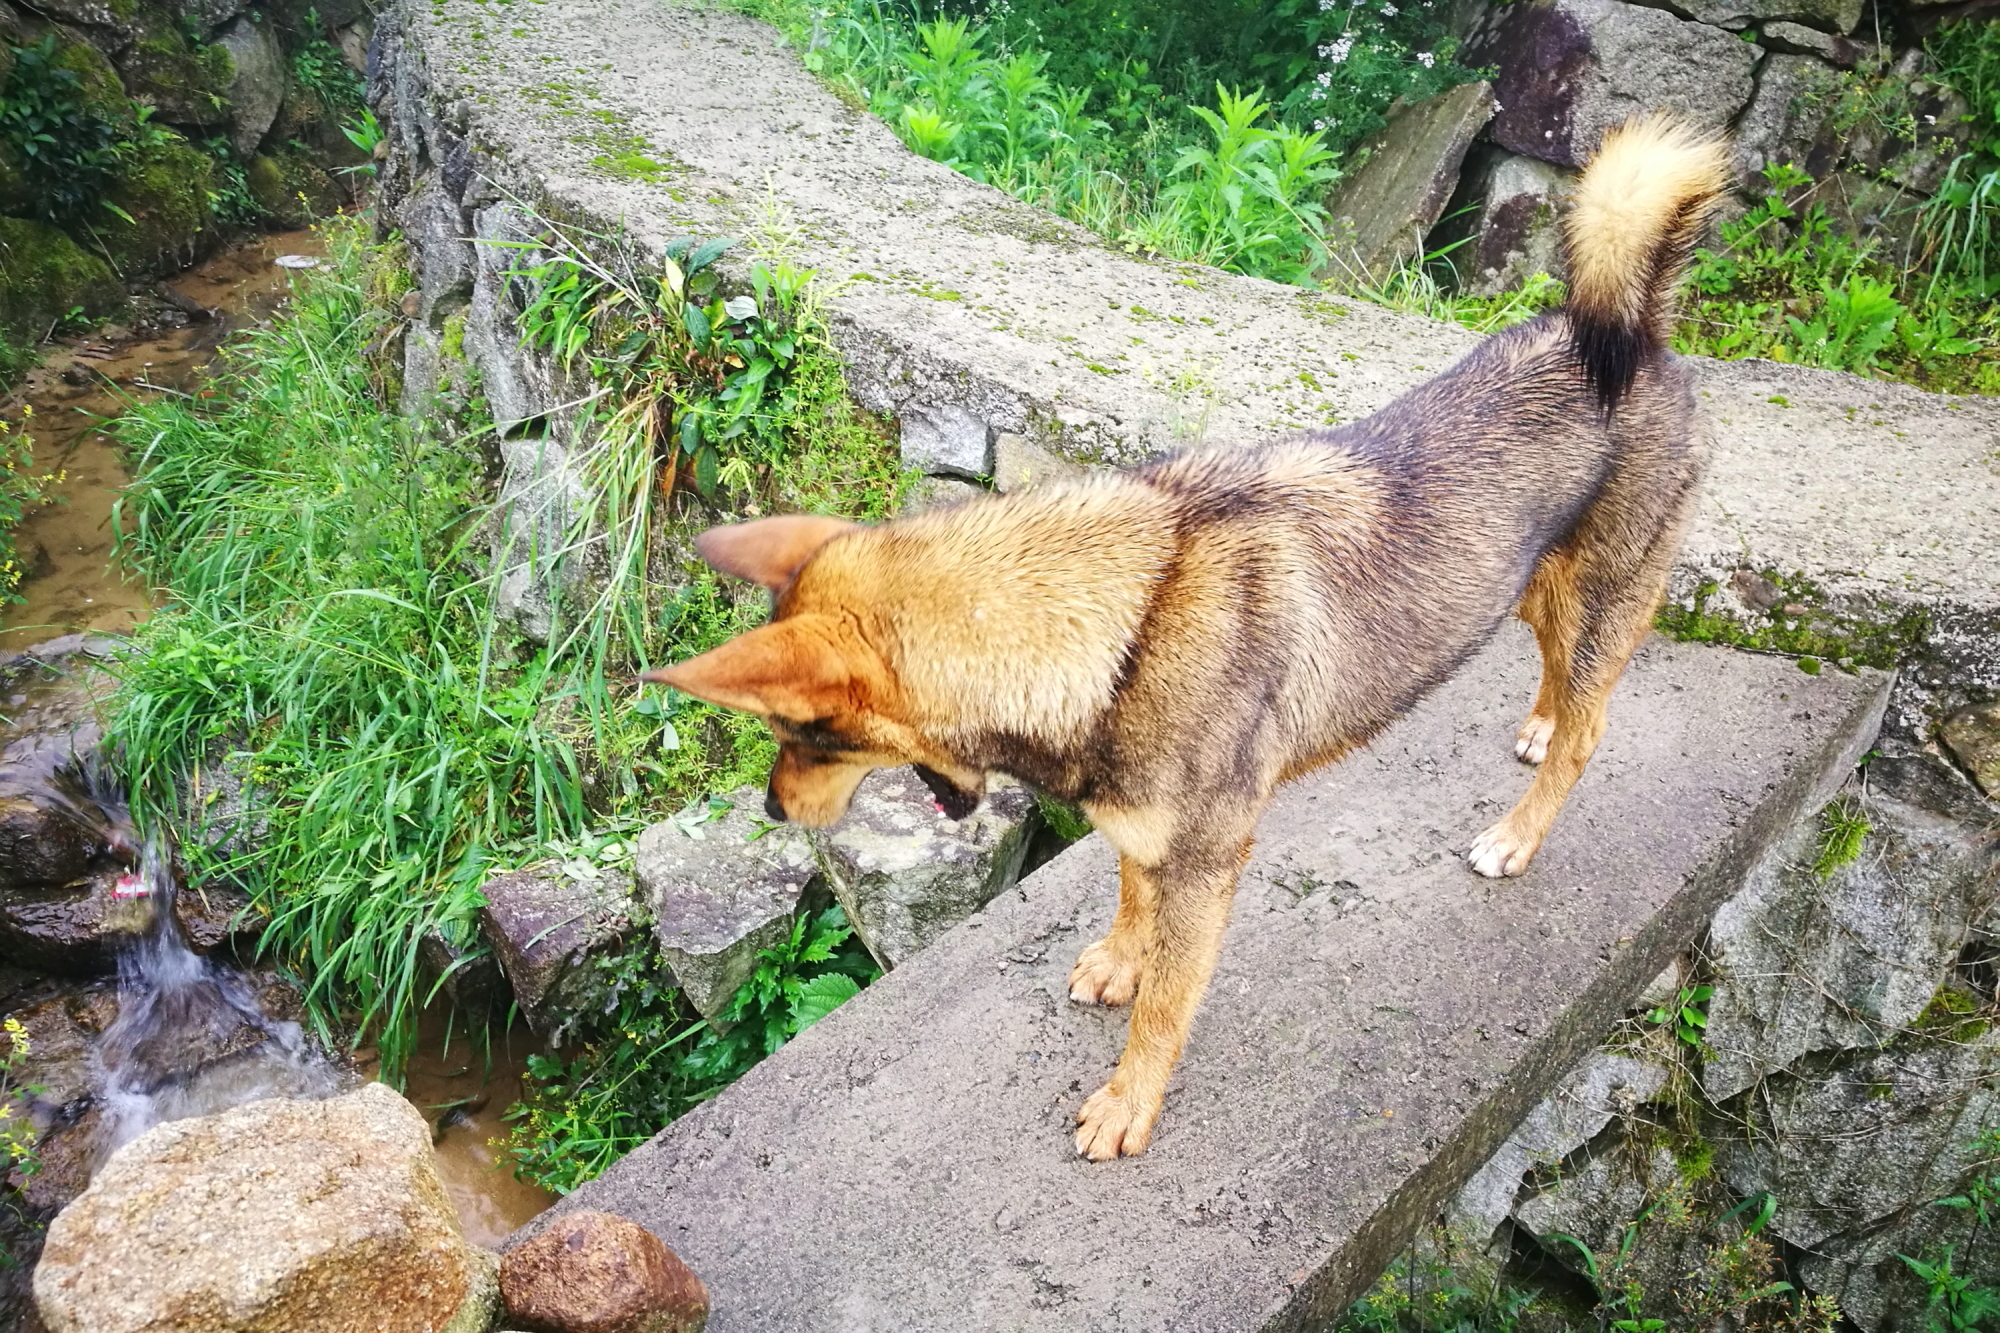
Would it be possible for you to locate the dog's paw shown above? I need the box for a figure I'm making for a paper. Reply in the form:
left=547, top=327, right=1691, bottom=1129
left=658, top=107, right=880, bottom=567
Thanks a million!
left=1514, top=714, right=1555, bottom=765
left=1074, top=1082, right=1160, bottom=1161
left=1068, top=937, right=1143, bottom=1007
left=1469, top=820, right=1542, bottom=878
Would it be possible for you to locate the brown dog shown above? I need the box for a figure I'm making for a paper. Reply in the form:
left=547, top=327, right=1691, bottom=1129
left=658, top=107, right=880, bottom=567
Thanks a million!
left=645, top=118, right=1730, bottom=1160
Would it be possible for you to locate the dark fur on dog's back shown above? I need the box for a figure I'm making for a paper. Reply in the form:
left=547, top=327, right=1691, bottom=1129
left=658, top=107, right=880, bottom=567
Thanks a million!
left=655, top=116, right=1732, bottom=1161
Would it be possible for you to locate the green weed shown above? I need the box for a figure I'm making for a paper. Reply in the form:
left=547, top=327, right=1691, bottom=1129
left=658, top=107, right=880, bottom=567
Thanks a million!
left=105, top=212, right=899, bottom=1079
left=1647, top=984, right=1715, bottom=1048
left=506, top=903, right=880, bottom=1192
left=1811, top=797, right=1870, bottom=881
left=0, top=406, right=63, bottom=602
left=0, top=38, right=132, bottom=226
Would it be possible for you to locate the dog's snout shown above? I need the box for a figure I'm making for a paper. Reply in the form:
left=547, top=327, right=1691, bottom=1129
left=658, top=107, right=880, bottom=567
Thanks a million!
left=764, top=782, right=788, bottom=822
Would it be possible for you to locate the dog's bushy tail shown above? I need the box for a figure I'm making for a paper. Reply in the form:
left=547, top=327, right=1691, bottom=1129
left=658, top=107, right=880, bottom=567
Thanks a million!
left=1563, top=116, right=1731, bottom=405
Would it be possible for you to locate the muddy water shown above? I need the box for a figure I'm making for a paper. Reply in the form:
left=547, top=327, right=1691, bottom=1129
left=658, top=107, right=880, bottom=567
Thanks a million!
left=2, top=229, right=557, bottom=1244
left=0, top=230, right=321, bottom=650
left=368, top=1021, right=560, bottom=1248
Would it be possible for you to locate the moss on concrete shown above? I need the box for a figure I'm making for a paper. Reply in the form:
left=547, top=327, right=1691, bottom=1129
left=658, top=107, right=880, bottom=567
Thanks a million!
left=98, top=134, right=215, bottom=276
left=1656, top=571, right=1931, bottom=673
left=0, top=215, right=128, bottom=342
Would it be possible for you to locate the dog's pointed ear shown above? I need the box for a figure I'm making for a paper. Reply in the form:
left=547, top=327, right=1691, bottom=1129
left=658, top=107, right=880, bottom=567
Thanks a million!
left=695, top=515, right=861, bottom=591
left=640, top=617, right=850, bottom=718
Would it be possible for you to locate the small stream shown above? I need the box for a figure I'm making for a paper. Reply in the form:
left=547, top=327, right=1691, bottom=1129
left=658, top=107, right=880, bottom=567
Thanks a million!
left=0, top=230, right=556, bottom=1247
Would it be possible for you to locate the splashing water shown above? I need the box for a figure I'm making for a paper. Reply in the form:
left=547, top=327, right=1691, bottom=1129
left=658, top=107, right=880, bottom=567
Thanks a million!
left=46, top=759, right=346, bottom=1167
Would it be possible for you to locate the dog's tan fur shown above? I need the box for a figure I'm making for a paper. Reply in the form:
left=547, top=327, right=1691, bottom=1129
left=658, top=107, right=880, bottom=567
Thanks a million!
left=649, top=118, right=1731, bottom=1160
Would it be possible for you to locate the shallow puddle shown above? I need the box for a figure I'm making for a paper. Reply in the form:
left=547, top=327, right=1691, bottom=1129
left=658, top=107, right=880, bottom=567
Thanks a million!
left=365, top=1019, right=561, bottom=1248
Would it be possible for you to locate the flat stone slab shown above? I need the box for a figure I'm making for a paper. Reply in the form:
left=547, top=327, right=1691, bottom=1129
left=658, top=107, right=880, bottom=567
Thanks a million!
left=394, top=0, right=2000, bottom=700
left=516, top=628, right=1889, bottom=1330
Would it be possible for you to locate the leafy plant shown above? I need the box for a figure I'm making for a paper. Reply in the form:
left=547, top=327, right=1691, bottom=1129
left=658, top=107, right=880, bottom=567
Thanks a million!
left=506, top=903, right=878, bottom=1192
left=0, top=1017, right=42, bottom=1178
left=0, top=38, right=126, bottom=226
left=338, top=108, right=384, bottom=177
left=290, top=18, right=364, bottom=113
left=105, top=212, right=901, bottom=1081
left=0, top=406, right=62, bottom=604
left=1647, top=984, right=1714, bottom=1048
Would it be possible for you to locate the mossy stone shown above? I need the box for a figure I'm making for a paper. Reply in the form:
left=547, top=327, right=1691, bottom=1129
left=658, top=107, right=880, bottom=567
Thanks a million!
left=0, top=216, right=128, bottom=342
left=98, top=134, right=214, bottom=276
left=49, top=32, right=131, bottom=120
left=245, top=146, right=341, bottom=226
left=118, top=27, right=235, bottom=128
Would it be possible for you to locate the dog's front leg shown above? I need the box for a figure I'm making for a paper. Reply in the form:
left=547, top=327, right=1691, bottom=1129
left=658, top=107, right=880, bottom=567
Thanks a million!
left=1068, top=853, right=1155, bottom=1007
left=1072, top=811, right=1255, bottom=1160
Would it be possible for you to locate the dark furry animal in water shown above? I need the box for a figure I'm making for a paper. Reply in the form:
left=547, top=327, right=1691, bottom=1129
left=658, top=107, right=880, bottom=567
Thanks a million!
left=645, top=116, right=1732, bottom=1160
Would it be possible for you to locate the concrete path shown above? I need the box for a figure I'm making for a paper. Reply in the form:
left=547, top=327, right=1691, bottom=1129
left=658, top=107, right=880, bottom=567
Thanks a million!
left=519, top=629, right=1887, bottom=1331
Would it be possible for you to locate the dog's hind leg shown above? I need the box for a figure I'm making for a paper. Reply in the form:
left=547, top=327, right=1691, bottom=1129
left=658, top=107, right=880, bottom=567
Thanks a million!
left=1069, top=853, right=1156, bottom=1007
left=1074, top=805, right=1259, bottom=1160
left=1514, top=551, right=1583, bottom=766
left=1471, top=500, right=1688, bottom=877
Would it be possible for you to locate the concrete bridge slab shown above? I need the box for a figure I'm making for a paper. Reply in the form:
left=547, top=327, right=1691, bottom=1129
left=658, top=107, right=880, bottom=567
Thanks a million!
left=519, top=629, right=1888, bottom=1331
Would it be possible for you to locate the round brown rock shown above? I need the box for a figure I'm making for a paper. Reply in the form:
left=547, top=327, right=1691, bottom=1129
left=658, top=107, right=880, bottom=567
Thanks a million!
left=501, top=1211, right=709, bottom=1333
left=32, top=1081, right=498, bottom=1333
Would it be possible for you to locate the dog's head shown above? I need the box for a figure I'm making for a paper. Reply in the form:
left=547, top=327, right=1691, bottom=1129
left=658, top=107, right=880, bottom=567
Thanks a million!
left=641, top=516, right=986, bottom=827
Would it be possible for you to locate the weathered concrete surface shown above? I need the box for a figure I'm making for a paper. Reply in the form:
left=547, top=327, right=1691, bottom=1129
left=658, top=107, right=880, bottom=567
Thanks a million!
left=513, top=629, right=1887, bottom=1331
left=385, top=0, right=2000, bottom=730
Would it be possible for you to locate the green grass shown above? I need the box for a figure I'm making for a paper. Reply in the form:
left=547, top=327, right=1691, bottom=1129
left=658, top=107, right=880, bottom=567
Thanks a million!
left=106, top=212, right=903, bottom=1079
left=741, top=0, right=1477, bottom=286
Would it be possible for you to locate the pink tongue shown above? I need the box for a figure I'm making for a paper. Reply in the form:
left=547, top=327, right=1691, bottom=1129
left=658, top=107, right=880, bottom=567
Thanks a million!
left=932, top=800, right=946, bottom=814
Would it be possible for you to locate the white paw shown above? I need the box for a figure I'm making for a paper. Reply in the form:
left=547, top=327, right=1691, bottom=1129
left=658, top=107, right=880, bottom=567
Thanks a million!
left=1468, top=821, right=1539, bottom=878
left=1514, top=716, right=1554, bottom=765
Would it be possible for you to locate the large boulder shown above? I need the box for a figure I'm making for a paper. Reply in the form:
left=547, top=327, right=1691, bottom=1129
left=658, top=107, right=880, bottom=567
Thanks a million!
left=1318, top=81, right=1494, bottom=290
left=215, top=14, right=286, bottom=157
left=1470, top=0, right=1758, bottom=170
left=500, top=1210, right=709, bottom=1333
left=636, top=791, right=822, bottom=1018
left=477, top=863, right=639, bottom=1039
left=816, top=770, right=1039, bottom=970
left=99, top=135, right=217, bottom=278
left=0, top=218, right=126, bottom=343
left=33, top=1082, right=498, bottom=1333
left=116, top=18, right=237, bottom=128
left=1702, top=777, right=1999, bottom=1101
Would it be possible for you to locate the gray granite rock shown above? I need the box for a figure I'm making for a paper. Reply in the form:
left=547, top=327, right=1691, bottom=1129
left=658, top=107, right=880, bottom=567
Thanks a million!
left=215, top=16, right=286, bottom=157
left=1319, top=82, right=1494, bottom=290
left=899, top=402, right=993, bottom=480
left=1703, top=779, right=1999, bottom=1101
left=1455, top=145, right=1576, bottom=296
left=476, top=863, right=640, bottom=1038
left=817, top=770, right=1039, bottom=970
left=1732, top=53, right=1845, bottom=189
left=637, top=790, right=822, bottom=1018
left=1756, top=21, right=1875, bottom=65
left=1473, top=0, right=1758, bottom=170
left=1448, top=1051, right=1670, bottom=1243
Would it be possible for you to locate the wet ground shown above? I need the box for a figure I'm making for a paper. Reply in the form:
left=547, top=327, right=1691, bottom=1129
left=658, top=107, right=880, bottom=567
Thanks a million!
left=0, top=228, right=556, bottom=1246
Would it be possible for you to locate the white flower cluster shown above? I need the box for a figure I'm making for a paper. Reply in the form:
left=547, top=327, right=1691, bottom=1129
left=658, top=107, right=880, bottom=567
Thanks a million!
left=1415, top=50, right=1435, bottom=66
left=1319, top=35, right=1356, bottom=64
